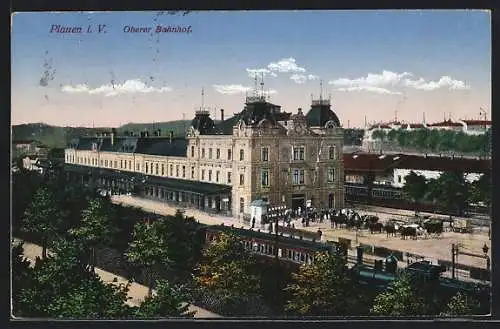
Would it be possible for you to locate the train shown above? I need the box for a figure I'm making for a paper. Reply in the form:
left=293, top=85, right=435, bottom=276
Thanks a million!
left=205, top=223, right=490, bottom=303
left=344, top=183, right=484, bottom=215
left=205, top=224, right=347, bottom=268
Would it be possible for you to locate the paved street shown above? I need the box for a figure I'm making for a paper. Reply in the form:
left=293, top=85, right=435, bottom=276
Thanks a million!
left=13, top=239, right=221, bottom=318
left=111, top=195, right=490, bottom=269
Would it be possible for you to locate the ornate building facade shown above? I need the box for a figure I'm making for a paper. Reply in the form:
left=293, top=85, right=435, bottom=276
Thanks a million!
left=64, top=95, right=344, bottom=218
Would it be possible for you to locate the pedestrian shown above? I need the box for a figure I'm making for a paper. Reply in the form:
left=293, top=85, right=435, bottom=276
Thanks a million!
left=252, top=216, right=256, bottom=229
left=317, top=229, right=323, bottom=241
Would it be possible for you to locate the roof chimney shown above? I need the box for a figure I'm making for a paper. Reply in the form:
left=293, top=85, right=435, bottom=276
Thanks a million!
left=220, top=109, right=224, bottom=121
left=111, top=128, right=117, bottom=145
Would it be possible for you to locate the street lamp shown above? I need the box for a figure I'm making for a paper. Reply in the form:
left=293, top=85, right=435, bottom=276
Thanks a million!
left=482, top=244, right=489, bottom=255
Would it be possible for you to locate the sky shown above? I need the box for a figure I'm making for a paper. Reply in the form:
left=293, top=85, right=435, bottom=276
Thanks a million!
left=11, top=10, right=491, bottom=128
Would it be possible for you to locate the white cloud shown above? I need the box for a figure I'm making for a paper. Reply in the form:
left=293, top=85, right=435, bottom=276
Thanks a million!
left=268, top=57, right=306, bottom=73
left=213, top=84, right=278, bottom=96
left=335, top=86, right=402, bottom=95
left=61, top=79, right=172, bottom=96
left=329, top=70, right=469, bottom=94
left=246, top=68, right=278, bottom=78
left=213, top=84, right=252, bottom=95
left=290, top=74, right=319, bottom=84
left=329, top=70, right=411, bottom=89
left=403, top=76, right=469, bottom=91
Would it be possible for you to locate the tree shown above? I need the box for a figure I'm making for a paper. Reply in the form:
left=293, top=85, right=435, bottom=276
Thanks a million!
left=370, top=274, right=428, bottom=316
left=125, top=219, right=170, bottom=298
left=15, top=239, right=132, bottom=319
left=284, top=252, right=360, bottom=316
left=135, top=280, right=195, bottom=318
left=402, top=171, right=428, bottom=212
left=70, top=197, right=118, bottom=271
left=161, top=210, right=204, bottom=283
left=427, top=171, right=469, bottom=216
left=440, top=292, right=480, bottom=316
left=194, top=233, right=261, bottom=314
left=372, top=129, right=386, bottom=141
left=11, top=242, right=34, bottom=317
left=468, top=173, right=491, bottom=210
left=21, top=186, right=65, bottom=259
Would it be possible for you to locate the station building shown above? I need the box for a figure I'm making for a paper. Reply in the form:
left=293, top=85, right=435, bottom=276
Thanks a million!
left=64, top=95, right=345, bottom=219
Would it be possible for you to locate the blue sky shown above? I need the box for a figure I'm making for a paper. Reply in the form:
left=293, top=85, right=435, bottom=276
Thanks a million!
left=11, top=10, right=491, bottom=127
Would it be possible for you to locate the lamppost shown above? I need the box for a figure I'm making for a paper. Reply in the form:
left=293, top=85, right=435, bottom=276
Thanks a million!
left=483, top=244, right=490, bottom=276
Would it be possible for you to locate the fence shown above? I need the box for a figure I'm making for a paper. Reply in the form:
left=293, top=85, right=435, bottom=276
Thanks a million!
left=355, top=242, right=491, bottom=282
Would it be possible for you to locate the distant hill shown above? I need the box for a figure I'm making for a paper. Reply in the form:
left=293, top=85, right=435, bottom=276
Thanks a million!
left=11, top=121, right=194, bottom=149
left=12, top=122, right=363, bottom=149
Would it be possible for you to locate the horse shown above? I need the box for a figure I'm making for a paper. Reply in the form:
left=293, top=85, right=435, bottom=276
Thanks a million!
left=369, top=222, right=384, bottom=234
left=400, top=225, right=419, bottom=240
left=423, top=220, right=444, bottom=236
left=384, top=223, right=398, bottom=237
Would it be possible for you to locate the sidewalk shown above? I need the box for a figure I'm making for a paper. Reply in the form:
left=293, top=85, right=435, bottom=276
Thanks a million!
left=13, top=239, right=221, bottom=318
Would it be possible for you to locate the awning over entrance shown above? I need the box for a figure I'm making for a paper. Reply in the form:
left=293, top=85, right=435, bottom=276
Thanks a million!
left=63, top=164, right=232, bottom=195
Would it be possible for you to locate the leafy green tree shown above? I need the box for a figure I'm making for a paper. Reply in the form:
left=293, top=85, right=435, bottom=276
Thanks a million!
left=468, top=173, right=491, bottom=210
left=440, top=292, right=480, bottom=316
left=427, top=171, right=469, bottom=216
left=15, top=239, right=132, bottom=319
left=402, top=171, right=428, bottom=212
left=387, top=129, right=398, bottom=142
left=11, top=242, right=34, bottom=317
left=21, top=186, right=65, bottom=259
left=194, top=233, right=261, bottom=313
left=284, top=252, right=360, bottom=316
left=126, top=219, right=170, bottom=298
left=371, top=129, right=386, bottom=141
left=161, top=210, right=204, bottom=283
left=371, top=274, right=428, bottom=316
left=135, top=280, right=195, bottom=318
left=70, top=197, right=118, bottom=271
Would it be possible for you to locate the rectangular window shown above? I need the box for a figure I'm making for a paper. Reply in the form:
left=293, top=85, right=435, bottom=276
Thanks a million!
left=329, top=146, right=336, bottom=160
left=145, top=162, right=149, bottom=174
left=182, top=166, right=186, bottom=178
left=209, top=148, right=213, bottom=159
left=201, top=169, right=205, bottom=180
left=191, top=166, right=195, bottom=179
left=129, top=160, right=132, bottom=169
left=120, top=160, right=123, bottom=168
left=293, top=146, right=305, bottom=161
left=170, top=165, right=173, bottom=176
left=261, top=147, right=269, bottom=162
left=161, top=164, right=165, bottom=176
left=327, top=168, right=335, bottom=183
left=239, top=197, right=244, bottom=213
left=136, top=163, right=140, bottom=171
left=228, top=149, right=232, bottom=160
left=261, top=169, right=269, bottom=186
left=216, top=171, right=220, bottom=182
left=227, top=172, right=232, bottom=183
left=202, top=148, right=205, bottom=158
left=114, top=161, right=117, bottom=168
left=155, top=163, right=159, bottom=175
left=398, top=175, right=402, bottom=183
left=191, top=146, right=195, bottom=157
left=292, top=169, right=305, bottom=185
left=240, top=149, right=244, bottom=161
left=208, top=170, right=212, bottom=181
left=239, top=174, right=245, bottom=185
left=105, top=160, right=108, bottom=167
left=176, top=165, right=179, bottom=177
